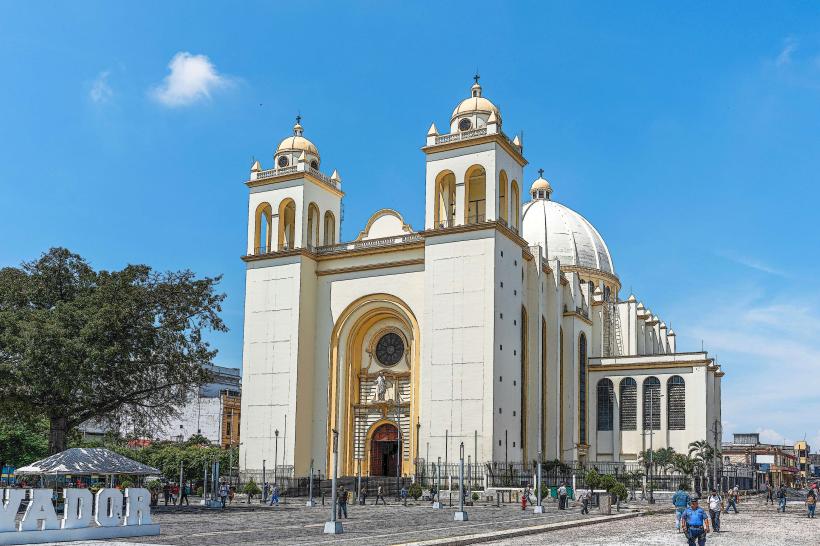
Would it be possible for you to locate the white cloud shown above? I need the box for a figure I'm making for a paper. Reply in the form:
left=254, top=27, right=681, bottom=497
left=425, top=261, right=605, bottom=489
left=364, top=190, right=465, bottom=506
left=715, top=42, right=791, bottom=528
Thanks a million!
left=150, top=52, right=231, bottom=107
left=715, top=250, right=789, bottom=278
left=776, top=38, right=798, bottom=67
left=756, top=428, right=792, bottom=446
left=90, top=71, right=113, bottom=103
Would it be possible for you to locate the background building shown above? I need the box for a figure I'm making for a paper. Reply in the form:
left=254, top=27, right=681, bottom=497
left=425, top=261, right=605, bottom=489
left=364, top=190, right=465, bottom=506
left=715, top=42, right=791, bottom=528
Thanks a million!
left=722, top=433, right=799, bottom=488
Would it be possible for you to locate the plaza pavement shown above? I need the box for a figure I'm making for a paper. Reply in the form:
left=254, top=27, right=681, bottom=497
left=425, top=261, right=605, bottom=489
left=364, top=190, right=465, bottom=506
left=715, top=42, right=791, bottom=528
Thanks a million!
left=108, top=496, right=638, bottom=545
left=484, top=498, right=819, bottom=545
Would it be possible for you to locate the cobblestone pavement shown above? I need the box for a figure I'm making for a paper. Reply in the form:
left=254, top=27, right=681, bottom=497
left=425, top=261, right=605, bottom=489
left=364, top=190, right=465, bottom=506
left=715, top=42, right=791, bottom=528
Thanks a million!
left=108, top=497, right=630, bottom=545
left=486, top=499, right=819, bottom=545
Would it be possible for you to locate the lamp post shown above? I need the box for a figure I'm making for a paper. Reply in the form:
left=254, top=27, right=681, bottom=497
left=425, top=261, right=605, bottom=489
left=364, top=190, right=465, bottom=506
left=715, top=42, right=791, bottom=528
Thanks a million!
left=433, top=457, right=442, bottom=509
left=324, top=429, right=343, bottom=534
left=262, top=458, right=266, bottom=502
left=534, top=450, right=544, bottom=513
left=307, top=458, right=316, bottom=507
left=274, top=429, right=279, bottom=488
left=454, top=442, right=467, bottom=521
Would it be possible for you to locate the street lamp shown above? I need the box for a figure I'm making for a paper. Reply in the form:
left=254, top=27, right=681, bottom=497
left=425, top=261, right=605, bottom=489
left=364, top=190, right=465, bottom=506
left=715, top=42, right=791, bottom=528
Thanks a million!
left=324, top=429, right=343, bottom=534
left=454, top=442, right=468, bottom=521
left=274, top=429, right=279, bottom=488
left=433, top=457, right=442, bottom=509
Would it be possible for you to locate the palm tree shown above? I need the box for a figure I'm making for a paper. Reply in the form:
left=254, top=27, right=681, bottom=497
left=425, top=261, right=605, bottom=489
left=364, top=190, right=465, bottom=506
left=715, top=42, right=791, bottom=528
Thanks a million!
left=689, top=440, right=715, bottom=489
left=672, top=453, right=697, bottom=491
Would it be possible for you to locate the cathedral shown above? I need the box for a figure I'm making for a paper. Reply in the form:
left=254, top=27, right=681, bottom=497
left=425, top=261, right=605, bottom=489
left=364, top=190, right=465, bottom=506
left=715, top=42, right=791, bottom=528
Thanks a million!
left=238, top=78, right=724, bottom=479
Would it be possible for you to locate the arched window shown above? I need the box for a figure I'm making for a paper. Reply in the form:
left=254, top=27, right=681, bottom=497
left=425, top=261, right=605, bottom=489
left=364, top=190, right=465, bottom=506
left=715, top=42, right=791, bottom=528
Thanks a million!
left=597, top=379, right=614, bottom=431
left=498, top=170, right=508, bottom=222
left=323, top=211, right=336, bottom=245
left=510, top=180, right=520, bottom=231
left=520, top=306, right=528, bottom=454
left=278, top=199, right=296, bottom=250
left=643, top=377, right=661, bottom=431
left=434, top=171, right=456, bottom=228
left=559, top=327, right=565, bottom=453
left=254, top=202, right=272, bottom=254
left=619, top=378, right=637, bottom=430
left=541, top=317, right=547, bottom=454
left=579, top=332, right=588, bottom=444
left=307, top=202, right=320, bottom=248
left=667, top=376, right=686, bottom=430
left=465, top=166, right=486, bottom=224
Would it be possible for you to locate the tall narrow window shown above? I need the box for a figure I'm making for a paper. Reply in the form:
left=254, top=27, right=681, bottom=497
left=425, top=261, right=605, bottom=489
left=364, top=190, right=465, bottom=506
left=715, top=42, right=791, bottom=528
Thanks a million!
left=596, top=378, right=614, bottom=431
left=465, top=165, right=486, bottom=224
left=579, top=332, right=588, bottom=444
left=667, top=376, right=685, bottom=430
left=520, top=306, right=528, bottom=455
left=643, top=377, right=661, bottom=431
left=434, top=171, right=456, bottom=228
left=254, top=202, right=272, bottom=254
left=510, top=180, right=520, bottom=231
left=307, top=203, right=320, bottom=248
left=278, top=199, right=296, bottom=250
left=541, top=317, right=547, bottom=454
left=619, top=378, right=637, bottom=430
left=323, top=211, right=336, bottom=245
left=498, top=170, right=508, bottom=222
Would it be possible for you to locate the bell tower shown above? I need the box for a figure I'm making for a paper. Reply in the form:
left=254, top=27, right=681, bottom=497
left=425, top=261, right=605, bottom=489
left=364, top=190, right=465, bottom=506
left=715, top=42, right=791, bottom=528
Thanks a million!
left=422, top=76, right=527, bottom=232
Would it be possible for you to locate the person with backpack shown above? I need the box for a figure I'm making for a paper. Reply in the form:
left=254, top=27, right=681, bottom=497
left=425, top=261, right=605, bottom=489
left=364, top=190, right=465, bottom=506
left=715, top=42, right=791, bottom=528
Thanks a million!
left=337, top=486, right=349, bottom=519
left=706, top=489, right=721, bottom=532
left=179, top=481, right=190, bottom=506
left=777, top=484, right=787, bottom=512
left=726, top=486, right=739, bottom=513
left=557, top=483, right=568, bottom=510
left=672, top=485, right=691, bottom=531
left=269, top=484, right=280, bottom=506
left=806, top=487, right=816, bottom=518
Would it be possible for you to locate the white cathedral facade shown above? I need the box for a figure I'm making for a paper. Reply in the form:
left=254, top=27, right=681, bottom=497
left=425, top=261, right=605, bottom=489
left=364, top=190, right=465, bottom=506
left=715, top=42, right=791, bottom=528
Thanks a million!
left=238, top=79, right=723, bottom=478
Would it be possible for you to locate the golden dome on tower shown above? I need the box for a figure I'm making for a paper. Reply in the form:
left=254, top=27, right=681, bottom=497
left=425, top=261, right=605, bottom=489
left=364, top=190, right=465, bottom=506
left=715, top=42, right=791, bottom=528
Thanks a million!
left=276, top=117, right=320, bottom=158
left=449, top=75, right=502, bottom=128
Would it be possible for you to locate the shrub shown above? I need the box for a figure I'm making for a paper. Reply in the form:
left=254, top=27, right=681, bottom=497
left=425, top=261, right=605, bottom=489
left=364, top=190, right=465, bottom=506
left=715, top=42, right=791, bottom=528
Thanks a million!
left=196, top=486, right=204, bottom=496
left=408, top=482, right=423, bottom=500
left=585, top=470, right=602, bottom=490
left=471, top=492, right=479, bottom=502
left=243, top=480, right=262, bottom=496
left=119, top=479, right=134, bottom=489
left=146, top=480, right=162, bottom=492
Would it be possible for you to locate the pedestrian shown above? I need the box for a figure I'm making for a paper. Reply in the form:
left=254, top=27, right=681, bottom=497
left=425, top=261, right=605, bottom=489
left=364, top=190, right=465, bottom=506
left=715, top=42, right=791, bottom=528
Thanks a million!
left=681, top=497, right=711, bottom=546
left=521, top=487, right=528, bottom=510
left=269, top=484, right=280, bottom=506
left=179, top=481, right=190, bottom=506
left=263, top=481, right=269, bottom=503
left=337, top=486, right=349, bottom=519
left=776, top=484, right=787, bottom=512
left=401, top=486, right=408, bottom=506
left=170, top=483, right=178, bottom=505
left=726, top=486, right=739, bottom=513
left=218, top=482, right=228, bottom=509
left=558, top=483, right=568, bottom=510
left=429, top=484, right=437, bottom=506
left=580, top=488, right=592, bottom=515
left=765, top=481, right=774, bottom=505
left=375, top=484, right=386, bottom=505
left=806, top=487, right=816, bottom=519
left=707, top=489, right=721, bottom=532
left=672, top=484, right=691, bottom=531
left=162, top=484, right=171, bottom=506
left=359, top=488, right=367, bottom=505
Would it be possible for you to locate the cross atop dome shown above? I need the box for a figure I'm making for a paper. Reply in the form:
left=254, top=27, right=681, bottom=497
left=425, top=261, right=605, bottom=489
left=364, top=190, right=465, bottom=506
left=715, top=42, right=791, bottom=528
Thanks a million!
left=471, top=73, right=482, bottom=97
left=530, top=169, right=553, bottom=200
left=293, top=115, right=304, bottom=137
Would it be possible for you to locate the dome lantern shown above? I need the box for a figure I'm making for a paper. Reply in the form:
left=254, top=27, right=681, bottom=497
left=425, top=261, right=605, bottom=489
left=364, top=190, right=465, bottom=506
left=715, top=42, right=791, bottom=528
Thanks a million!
left=530, top=169, right=553, bottom=200
left=449, top=75, right=502, bottom=133
left=275, top=115, right=321, bottom=170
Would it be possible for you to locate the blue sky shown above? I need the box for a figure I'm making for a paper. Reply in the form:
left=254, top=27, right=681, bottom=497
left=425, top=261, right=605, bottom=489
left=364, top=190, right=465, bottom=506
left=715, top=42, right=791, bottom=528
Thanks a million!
left=2, top=2, right=819, bottom=448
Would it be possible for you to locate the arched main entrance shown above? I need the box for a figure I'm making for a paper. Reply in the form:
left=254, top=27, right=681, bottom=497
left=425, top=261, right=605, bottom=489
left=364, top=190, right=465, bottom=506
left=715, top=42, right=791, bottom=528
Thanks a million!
left=369, top=423, right=401, bottom=477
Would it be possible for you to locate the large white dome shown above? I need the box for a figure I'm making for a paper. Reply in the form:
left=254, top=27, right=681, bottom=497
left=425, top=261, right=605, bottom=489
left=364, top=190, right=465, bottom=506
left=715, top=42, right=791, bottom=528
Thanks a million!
left=521, top=177, right=615, bottom=274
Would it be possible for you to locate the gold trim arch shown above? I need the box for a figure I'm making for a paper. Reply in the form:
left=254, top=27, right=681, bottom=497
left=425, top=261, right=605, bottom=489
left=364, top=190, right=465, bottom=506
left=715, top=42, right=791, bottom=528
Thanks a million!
left=327, top=293, right=421, bottom=477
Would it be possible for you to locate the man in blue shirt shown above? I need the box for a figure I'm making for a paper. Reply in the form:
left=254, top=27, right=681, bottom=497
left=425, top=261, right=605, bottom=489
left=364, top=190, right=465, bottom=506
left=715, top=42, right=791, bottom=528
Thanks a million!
left=681, top=497, right=711, bottom=546
left=672, top=485, right=691, bottom=531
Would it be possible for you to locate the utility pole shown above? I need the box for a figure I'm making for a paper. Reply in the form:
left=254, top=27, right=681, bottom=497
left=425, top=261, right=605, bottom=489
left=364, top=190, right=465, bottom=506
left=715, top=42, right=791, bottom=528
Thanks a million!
left=274, top=429, right=280, bottom=487
left=454, top=442, right=467, bottom=520
left=711, top=420, right=721, bottom=491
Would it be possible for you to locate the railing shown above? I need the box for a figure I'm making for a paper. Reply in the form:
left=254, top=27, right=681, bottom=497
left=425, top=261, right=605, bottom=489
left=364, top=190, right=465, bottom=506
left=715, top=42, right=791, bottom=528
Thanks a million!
left=252, top=164, right=341, bottom=192
left=315, top=233, right=422, bottom=255
left=434, top=127, right=487, bottom=145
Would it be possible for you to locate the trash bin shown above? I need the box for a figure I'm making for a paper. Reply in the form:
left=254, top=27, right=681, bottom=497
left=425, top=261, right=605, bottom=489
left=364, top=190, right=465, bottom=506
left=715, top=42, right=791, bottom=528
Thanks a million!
left=599, top=494, right=612, bottom=515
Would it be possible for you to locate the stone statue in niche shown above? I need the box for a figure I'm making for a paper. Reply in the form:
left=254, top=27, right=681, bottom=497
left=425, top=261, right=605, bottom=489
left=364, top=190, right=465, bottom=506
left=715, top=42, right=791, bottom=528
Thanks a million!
left=375, top=372, right=388, bottom=401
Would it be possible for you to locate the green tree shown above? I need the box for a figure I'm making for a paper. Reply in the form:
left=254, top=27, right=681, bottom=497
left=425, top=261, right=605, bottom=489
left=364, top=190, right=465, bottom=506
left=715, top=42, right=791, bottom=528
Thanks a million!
left=0, top=248, right=226, bottom=454
left=0, top=413, right=49, bottom=469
